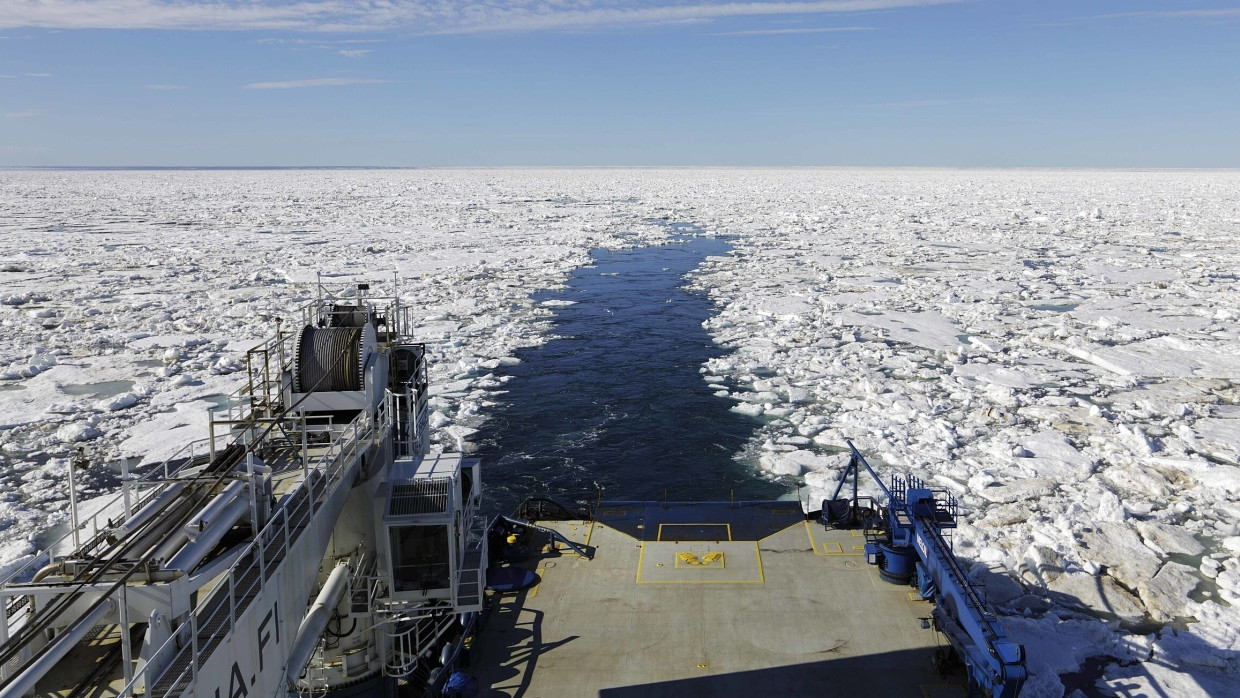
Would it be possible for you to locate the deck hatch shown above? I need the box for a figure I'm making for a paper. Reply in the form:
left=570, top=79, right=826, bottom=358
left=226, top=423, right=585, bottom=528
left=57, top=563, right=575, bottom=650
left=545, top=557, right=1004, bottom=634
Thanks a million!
left=657, top=523, right=731, bottom=542
left=388, top=479, right=451, bottom=516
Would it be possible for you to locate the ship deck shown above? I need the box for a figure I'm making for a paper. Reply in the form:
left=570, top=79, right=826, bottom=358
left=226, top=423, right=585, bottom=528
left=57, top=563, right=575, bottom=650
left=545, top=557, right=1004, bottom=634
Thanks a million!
left=472, top=502, right=966, bottom=698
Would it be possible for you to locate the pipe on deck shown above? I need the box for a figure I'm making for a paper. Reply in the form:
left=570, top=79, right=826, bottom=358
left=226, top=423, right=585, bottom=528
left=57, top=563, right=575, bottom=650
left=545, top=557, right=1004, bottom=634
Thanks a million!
left=25, top=484, right=194, bottom=585
left=109, top=483, right=185, bottom=543
left=154, top=480, right=247, bottom=571
left=184, top=480, right=248, bottom=541
left=0, top=598, right=115, bottom=698
left=499, top=516, right=593, bottom=560
left=162, top=495, right=250, bottom=573
left=284, top=563, right=351, bottom=684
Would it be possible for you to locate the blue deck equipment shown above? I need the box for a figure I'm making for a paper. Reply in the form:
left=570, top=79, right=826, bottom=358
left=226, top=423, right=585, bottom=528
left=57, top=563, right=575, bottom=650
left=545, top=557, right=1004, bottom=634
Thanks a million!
left=824, top=442, right=1027, bottom=698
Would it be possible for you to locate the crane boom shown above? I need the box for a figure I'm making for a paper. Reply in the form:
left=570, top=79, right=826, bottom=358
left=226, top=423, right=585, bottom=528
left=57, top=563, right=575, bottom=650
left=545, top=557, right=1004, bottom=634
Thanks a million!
left=824, top=443, right=1027, bottom=697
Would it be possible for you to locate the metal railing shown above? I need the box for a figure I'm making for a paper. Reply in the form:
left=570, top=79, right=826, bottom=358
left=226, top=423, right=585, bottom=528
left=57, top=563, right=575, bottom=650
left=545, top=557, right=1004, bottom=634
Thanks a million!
left=889, top=474, right=959, bottom=527
left=380, top=610, right=457, bottom=678
left=0, top=435, right=225, bottom=589
left=512, top=496, right=593, bottom=522
left=296, top=297, right=416, bottom=340
left=5, top=293, right=421, bottom=695
left=120, top=408, right=380, bottom=698
left=451, top=515, right=488, bottom=612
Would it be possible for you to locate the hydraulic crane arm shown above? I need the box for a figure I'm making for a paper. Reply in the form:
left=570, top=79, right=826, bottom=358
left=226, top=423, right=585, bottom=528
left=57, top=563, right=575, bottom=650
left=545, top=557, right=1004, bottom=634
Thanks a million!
left=913, top=516, right=1026, bottom=697
left=825, top=443, right=1026, bottom=697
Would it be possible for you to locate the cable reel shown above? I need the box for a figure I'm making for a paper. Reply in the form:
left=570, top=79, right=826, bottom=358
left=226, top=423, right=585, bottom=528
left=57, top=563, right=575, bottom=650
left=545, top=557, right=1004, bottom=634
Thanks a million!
left=292, top=323, right=377, bottom=393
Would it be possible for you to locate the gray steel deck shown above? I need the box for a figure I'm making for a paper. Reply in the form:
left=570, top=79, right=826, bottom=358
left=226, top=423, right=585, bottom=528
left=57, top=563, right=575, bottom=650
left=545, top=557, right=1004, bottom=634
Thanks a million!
left=472, top=516, right=967, bottom=697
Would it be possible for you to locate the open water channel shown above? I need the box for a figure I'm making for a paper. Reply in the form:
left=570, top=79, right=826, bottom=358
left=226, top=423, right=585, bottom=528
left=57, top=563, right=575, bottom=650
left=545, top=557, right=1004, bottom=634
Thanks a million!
left=474, top=230, right=784, bottom=513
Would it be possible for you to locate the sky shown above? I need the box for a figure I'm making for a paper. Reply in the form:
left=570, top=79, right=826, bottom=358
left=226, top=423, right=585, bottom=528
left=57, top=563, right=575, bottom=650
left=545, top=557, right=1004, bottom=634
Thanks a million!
left=1, top=1, right=1238, bottom=167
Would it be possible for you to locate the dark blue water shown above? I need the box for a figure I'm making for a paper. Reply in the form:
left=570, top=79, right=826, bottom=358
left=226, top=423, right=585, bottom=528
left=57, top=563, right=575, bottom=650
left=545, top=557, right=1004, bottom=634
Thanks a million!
left=474, top=234, right=784, bottom=513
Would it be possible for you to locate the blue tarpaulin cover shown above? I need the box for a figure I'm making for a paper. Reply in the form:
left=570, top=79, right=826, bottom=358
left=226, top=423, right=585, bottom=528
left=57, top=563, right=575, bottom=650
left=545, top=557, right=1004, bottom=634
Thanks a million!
left=486, top=567, right=539, bottom=592
left=442, top=671, right=479, bottom=698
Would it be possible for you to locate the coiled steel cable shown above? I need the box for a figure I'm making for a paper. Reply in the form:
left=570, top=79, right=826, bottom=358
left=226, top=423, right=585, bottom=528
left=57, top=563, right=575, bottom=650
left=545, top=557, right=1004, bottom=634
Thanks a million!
left=293, top=326, right=365, bottom=393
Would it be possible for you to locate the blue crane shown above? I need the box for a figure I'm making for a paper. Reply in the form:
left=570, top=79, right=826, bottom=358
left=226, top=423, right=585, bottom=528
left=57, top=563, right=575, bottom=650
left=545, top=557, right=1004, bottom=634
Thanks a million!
left=823, top=442, right=1027, bottom=697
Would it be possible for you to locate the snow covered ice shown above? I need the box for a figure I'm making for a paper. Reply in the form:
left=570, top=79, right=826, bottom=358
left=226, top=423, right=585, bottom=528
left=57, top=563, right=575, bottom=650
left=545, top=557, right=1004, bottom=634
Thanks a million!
left=2, top=168, right=1240, bottom=696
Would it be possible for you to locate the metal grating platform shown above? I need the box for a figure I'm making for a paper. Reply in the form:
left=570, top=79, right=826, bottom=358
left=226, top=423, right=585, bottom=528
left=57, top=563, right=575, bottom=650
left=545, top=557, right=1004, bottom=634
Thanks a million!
left=388, top=479, right=451, bottom=516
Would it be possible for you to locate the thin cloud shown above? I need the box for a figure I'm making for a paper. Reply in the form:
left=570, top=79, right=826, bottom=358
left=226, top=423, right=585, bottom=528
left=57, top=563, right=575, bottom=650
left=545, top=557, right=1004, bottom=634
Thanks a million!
left=257, top=36, right=383, bottom=56
left=4, top=111, right=42, bottom=118
left=257, top=37, right=384, bottom=45
left=1091, top=8, right=1240, bottom=20
left=0, top=1, right=965, bottom=34
left=711, top=25, right=875, bottom=35
left=419, top=1, right=963, bottom=35
left=1044, top=7, right=1240, bottom=26
left=243, top=77, right=391, bottom=89
left=868, top=97, right=990, bottom=108
left=25, top=72, right=54, bottom=77
left=145, top=83, right=186, bottom=89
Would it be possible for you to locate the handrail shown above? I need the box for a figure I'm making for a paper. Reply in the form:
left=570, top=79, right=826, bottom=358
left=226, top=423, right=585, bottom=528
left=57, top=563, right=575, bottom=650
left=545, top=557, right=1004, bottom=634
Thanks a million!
left=448, top=515, right=488, bottom=610
left=117, top=407, right=382, bottom=698
left=512, top=496, right=592, bottom=522
left=4, top=290, right=427, bottom=698
left=379, top=610, right=456, bottom=679
left=0, top=436, right=223, bottom=588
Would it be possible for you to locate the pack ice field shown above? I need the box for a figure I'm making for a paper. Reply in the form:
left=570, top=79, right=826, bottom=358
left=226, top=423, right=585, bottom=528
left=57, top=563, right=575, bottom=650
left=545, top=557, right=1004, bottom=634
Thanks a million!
left=0, top=168, right=1238, bottom=697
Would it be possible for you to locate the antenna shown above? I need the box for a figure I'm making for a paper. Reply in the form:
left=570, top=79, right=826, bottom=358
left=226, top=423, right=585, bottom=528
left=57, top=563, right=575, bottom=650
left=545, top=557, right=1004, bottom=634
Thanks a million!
left=393, top=270, right=401, bottom=337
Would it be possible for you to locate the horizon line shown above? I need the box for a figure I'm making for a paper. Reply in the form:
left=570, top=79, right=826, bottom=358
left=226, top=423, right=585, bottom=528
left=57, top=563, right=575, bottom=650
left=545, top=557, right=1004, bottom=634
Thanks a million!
left=4, top=165, right=1240, bottom=172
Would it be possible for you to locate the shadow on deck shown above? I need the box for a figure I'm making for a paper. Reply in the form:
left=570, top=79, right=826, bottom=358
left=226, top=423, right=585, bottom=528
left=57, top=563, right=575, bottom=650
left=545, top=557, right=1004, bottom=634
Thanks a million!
left=596, top=648, right=966, bottom=698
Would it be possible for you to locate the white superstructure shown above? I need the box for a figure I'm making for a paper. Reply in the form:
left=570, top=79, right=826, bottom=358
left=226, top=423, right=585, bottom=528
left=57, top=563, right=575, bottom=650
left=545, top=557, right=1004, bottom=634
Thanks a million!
left=0, top=283, right=488, bottom=698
